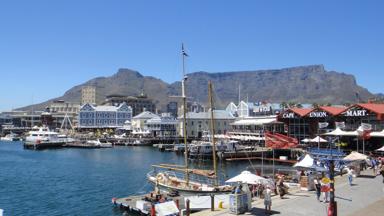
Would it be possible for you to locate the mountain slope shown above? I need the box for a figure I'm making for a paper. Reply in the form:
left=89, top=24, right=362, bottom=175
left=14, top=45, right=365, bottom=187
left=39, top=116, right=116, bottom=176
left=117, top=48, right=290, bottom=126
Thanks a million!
left=19, top=65, right=375, bottom=112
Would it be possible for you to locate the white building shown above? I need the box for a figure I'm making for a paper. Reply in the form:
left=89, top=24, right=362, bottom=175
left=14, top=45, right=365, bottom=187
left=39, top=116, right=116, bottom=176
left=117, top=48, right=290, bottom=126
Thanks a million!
left=145, top=113, right=179, bottom=137
left=131, top=111, right=159, bottom=134
left=179, top=110, right=235, bottom=138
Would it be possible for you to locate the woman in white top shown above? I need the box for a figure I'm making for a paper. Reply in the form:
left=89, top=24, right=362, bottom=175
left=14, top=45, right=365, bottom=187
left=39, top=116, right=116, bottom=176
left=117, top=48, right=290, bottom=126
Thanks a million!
left=264, top=186, right=272, bottom=214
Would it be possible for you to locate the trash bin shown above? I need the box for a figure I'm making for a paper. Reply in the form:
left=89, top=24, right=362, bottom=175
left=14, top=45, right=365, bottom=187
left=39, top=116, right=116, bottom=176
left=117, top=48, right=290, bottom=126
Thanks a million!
left=229, top=193, right=248, bottom=214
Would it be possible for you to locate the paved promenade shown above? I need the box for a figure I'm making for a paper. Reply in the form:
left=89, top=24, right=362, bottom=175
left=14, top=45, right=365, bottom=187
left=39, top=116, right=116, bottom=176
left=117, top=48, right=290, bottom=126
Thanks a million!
left=193, top=169, right=384, bottom=216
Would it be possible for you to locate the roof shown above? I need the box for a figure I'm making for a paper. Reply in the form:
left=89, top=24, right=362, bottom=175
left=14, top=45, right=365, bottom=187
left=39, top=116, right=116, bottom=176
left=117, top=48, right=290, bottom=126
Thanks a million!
left=132, top=111, right=159, bottom=119
left=356, top=103, right=384, bottom=115
left=146, top=116, right=179, bottom=124
left=182, top=110, right=235, bottom=120
left=290, top=108, right=313, bottom=117
left=231, top=116, right=281, bottom=126
left=94, top=105, right=119, bottom=112
left=319, top=106, right=346, bottom=116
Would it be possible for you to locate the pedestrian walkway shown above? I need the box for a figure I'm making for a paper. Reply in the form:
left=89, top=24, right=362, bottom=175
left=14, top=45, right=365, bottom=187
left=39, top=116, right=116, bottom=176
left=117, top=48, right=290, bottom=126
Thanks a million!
left=193, top=169, right=384, bottom=216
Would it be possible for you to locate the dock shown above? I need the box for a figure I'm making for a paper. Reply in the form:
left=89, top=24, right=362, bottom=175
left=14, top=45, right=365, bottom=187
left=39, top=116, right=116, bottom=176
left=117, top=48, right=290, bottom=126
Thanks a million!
left=226, top=157, right=297, bottom=164
left=112, top=192, right=185, bottom=215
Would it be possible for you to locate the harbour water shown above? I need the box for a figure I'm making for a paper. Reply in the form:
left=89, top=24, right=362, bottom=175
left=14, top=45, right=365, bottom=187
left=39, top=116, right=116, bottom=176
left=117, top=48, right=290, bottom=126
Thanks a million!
left=0, top=141, right=286, bottom=215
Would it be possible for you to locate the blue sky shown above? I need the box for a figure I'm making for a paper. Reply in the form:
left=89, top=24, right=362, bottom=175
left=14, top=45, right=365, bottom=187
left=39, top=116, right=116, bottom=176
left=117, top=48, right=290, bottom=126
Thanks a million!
left=0, top=0, right=383, bottom=111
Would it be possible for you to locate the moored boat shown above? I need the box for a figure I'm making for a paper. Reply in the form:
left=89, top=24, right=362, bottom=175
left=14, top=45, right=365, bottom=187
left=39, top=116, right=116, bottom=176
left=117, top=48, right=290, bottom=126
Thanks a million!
left=23, top=126, right=66, bottom=150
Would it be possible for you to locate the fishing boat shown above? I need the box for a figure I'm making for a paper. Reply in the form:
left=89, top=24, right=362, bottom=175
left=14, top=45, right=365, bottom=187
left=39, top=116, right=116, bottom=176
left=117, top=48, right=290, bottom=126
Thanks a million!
left=147, top=45, right=232, bottom=195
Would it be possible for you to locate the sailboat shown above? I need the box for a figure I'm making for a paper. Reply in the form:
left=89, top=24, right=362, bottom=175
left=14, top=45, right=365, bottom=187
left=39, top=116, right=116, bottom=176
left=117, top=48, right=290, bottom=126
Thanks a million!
left=146, top=45, right=232, bottom=195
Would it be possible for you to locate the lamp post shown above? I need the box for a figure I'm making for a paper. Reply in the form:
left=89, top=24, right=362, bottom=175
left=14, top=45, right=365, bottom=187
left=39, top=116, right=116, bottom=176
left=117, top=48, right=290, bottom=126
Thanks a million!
left=327, top=137, right=337, bottom=216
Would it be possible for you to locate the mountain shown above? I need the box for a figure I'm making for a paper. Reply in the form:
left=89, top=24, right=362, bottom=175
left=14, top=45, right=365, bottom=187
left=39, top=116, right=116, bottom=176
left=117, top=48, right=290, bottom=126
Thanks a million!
left=19, top=65, right=375, bottom=112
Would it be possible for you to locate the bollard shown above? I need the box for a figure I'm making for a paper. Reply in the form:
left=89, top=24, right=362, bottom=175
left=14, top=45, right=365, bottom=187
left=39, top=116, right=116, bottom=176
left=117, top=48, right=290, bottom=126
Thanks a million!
left=151, top=203, right=156, bottom=216
left=186, top=199, right=190, bottom=216
left=211, top=194, right=215, bottom=211
left=175, top=199, right=180, bottom=214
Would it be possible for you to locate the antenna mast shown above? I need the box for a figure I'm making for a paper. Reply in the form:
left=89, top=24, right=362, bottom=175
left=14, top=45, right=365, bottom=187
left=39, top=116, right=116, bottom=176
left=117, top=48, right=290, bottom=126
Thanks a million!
left=181, top=43, right=189, bottom=185
left=208, top=81, right=218, bottom=186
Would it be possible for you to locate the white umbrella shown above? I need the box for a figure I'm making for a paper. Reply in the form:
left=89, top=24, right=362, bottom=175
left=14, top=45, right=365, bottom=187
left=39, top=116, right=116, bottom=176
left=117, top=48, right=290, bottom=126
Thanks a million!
left=226, top=171, right=266, bottom=185
left=309, top=136, right=327, bottom=143
left=323, top=128, right=358, bottom=136
left=293, top=154, right=314, bottom=168
left=370, top=130, right=384, bottom=138
left=293, top=154, right=327, bottom=171
left=375, top=146, right=384, bottom=152
left=343, top=151, right=368, bottom=161
left=301, top=138, right=310, bottom=143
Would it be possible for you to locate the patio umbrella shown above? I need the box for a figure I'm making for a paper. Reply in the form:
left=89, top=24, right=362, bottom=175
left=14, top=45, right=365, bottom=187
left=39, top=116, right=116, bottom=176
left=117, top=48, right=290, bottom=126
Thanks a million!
left=343, top=151, right=368, bottom=161
left=226, top=171, right=267, bottom=185
left=309, top=136, right=327, bottom=143
left=293, top=154, right=327, bottom=171
left=370, top=130, right=384, bottom=138
left=301, top=138, right=310, bottom=143
left=375, top=146, right=384, bottom=152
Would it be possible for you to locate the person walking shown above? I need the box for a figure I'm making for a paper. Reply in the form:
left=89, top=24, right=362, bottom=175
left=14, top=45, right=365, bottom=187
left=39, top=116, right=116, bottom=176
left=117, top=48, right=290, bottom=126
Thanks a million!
left=263, top=185, right=272, bottom=215
left=380, top=164, right=384, bottom=183
left=347, top=167, right=354, bottom=186
left=313, top=177, right=321, bottom=201
left=320, top=176, right=330, bottom=202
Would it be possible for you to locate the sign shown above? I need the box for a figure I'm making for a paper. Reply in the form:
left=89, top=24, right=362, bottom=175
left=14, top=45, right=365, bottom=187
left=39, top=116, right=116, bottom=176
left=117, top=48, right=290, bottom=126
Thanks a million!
left=309, top=111, right=327, bottom=118
left=343, top=109, right=368, bottom=117
left=282, top=112, right=295, bottom=119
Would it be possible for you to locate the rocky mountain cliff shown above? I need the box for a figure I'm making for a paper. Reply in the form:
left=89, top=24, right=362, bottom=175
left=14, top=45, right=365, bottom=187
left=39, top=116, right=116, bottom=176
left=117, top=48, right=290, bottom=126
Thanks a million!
left=20, top=65, right=375, bottom=112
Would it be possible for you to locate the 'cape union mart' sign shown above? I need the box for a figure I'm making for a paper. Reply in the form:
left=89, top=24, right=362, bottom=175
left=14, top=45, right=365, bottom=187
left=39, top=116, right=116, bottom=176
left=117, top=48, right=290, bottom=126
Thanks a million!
left=282, top=112, right=295, bottom=118
left=308, top=111, right=328, bottom=118
left=343, top=109, right=368, bottom=117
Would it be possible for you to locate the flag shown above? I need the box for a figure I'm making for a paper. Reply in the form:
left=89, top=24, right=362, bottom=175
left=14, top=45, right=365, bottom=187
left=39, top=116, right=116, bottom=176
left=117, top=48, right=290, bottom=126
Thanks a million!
left=335, top=121, right=345, bottom=129
left=181, top=43, right=189, bottom=57
left=357, top=123, right=372, bottom=140
left=318, top=122, right=329, bottom=129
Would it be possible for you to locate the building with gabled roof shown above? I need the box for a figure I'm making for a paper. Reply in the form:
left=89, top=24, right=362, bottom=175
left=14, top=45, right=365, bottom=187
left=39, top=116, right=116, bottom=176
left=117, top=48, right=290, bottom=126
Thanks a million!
left=78, top=103, right=132, bottom=129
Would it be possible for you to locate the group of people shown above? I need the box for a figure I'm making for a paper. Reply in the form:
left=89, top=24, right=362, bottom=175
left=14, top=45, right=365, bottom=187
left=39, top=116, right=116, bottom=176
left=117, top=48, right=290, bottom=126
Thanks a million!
left=313, top=174, right=331, bottom=202
left=262, top=174, right=288, bottom=214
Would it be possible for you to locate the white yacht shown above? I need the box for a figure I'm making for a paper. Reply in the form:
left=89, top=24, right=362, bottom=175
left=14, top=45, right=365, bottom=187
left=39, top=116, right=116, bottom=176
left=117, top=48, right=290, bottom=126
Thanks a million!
left=1, top=133, right=21, bottom=142
left=86, top=139, right=112, bottom=148
left=24, top=126, right=65, bottom=149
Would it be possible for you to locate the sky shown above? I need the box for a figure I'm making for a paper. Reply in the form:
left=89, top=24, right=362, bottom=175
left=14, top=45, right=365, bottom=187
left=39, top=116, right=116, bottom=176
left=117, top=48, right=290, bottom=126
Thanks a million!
left=0, top=0, right=383, bottom=111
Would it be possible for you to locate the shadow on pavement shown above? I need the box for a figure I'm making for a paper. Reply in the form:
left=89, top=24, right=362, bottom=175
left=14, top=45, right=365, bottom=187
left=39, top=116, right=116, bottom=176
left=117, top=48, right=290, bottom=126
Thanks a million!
left=249, top=207, right=281, bottom=215
left=335, top=196, right=352, bottom=202
left=288, top=194, right=310, bottom=197
left=357, top=175, right=376, bottom=179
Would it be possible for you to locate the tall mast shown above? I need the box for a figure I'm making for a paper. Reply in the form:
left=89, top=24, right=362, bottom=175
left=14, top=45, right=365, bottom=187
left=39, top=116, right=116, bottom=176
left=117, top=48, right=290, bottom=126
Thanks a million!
left=208, top=81, right=218, bottom=186
left=181, top=43, right=189, bottom=185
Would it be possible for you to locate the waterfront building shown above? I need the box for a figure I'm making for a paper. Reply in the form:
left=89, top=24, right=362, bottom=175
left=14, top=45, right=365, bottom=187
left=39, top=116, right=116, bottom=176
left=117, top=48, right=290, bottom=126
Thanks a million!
left=47, top=100, right=80, bottom=128
left=145, top=113, right=179, bottom=137
left=277, top=103, right=384, bottom=150
left=230, top=115, right=284, bottom=139
left=225, top=101, right=282, bottom=118
left=131, top=111, right=159, bottom=134
left=166, top=101, right=178, bottom=117
left=103, top=93, right=156, bottom=116
left=81, top=86, right=96, bottom=105
left=49, top=100, right=80, bottom=114
left=77, top=103, right=132, bottom=129
left=180, top=110, right=235, bottom=138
